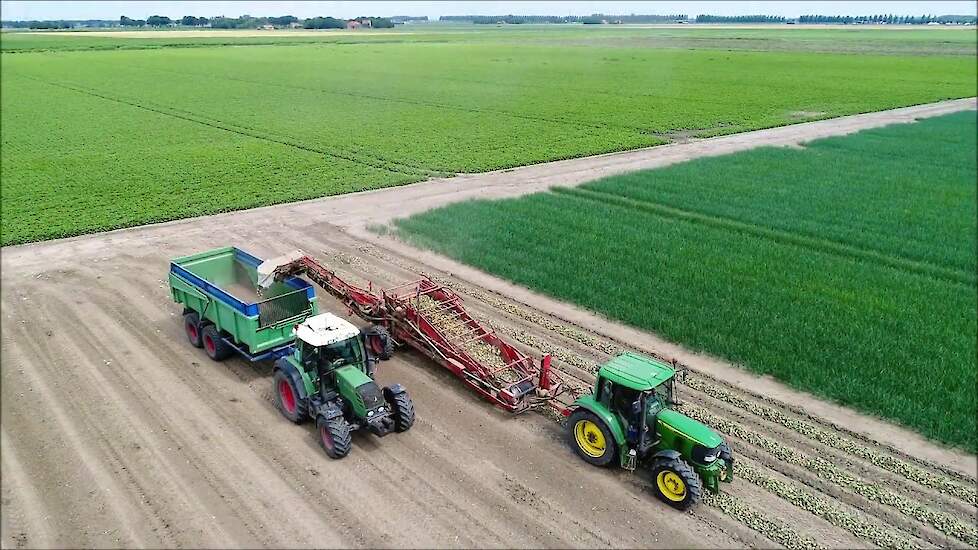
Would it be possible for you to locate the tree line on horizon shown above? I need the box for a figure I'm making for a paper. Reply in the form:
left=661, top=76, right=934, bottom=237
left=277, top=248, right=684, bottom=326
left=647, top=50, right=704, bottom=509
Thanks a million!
left=1, top=14, right=398, bottom=30
left=3, top=12, right=974, bottom=29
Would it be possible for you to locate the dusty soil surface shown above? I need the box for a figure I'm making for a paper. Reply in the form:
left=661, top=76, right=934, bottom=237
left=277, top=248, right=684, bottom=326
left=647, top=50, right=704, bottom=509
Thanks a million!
left=2, top=99, right=976, bottom=548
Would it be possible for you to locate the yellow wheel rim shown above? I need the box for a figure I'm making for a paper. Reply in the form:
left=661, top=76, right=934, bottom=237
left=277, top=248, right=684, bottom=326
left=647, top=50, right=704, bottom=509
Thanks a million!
left=656, top=470, right=688, bottom=502
left=574, top=419, right=606, bottom=458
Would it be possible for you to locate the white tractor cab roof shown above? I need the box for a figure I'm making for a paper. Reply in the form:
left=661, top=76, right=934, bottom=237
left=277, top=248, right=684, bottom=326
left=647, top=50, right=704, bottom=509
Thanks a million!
left=294, top=313, right=361, bottom=348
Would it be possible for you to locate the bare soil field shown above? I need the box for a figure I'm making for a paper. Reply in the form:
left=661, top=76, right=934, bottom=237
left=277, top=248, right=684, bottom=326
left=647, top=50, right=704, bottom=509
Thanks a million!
left=2, top=100, right=976, bottom=548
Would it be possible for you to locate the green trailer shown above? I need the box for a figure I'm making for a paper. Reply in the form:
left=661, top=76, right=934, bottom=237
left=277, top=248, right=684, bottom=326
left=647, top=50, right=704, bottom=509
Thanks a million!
left=169, top=246, right=416, bottom=459
left=169, top=246, right=319, bottom=361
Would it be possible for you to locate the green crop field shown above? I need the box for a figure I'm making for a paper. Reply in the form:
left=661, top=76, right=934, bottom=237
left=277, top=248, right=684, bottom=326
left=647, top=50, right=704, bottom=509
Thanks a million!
left=394, top=112, right=978, bottom=449
left=2, top=26, right=975, bottom=245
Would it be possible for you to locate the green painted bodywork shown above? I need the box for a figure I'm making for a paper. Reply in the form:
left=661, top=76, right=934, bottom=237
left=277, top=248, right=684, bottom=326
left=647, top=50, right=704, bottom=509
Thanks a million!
left=284, top=355, right=318, bottom=396
left=169, top=247, right=318, bottom=354
left=657, top=409, right=723, bottom=448
left=336, top=365, right=373, bottom=418
left=286, top=337, right=385, bottom=422
left=599, top=352, right=676, bottom=390
left=571, top=352, right=733, bottom=493
left=573, top=394, right=627, bottom=446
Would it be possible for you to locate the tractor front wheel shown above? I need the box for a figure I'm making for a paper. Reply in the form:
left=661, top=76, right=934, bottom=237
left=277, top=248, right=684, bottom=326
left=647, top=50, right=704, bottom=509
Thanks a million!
left=651, top=457, right=702, bottom=510
left=273, top=370, right=307, bottom=424
left=568, top=409, right=616, bottom=467
left=385, top=388, right=415, bottom=432
left=317, top=415, right=352, bottom=459
left=184, top=312, right=203, bottom=348
left=201, top=325, right=233, bottom=361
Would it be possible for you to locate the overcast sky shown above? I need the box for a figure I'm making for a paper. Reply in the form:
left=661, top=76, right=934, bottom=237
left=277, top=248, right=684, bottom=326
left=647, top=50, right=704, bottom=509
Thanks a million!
left=1, top=1, right=975, bottom=20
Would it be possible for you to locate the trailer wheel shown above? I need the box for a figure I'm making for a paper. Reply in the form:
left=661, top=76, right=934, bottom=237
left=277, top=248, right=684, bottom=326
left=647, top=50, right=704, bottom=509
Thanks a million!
left=317, top=415, right=352, bottom=459
left=201, top=325, right=233, bottom=361
left=568, top=409, right=616, bottom=467
left=184, top=312, right=203, bottom=348
left=385, top=388, right=415, bottom=432
left=273, top=370, right=307, bottom=424
left=361, top=325, right=394, bottom=361
left=650, top=457, right=702, bottom=510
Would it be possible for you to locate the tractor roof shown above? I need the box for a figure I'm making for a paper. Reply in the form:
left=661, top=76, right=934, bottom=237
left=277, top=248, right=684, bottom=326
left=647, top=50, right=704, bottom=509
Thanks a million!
left=598, top=352, right=675, bottom=391
left=294, top=313, right=360, bottom=347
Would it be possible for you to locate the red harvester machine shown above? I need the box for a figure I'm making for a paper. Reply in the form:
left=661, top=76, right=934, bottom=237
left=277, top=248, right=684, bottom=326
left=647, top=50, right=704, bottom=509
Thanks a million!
left=258, top=251, right=569, bottom=413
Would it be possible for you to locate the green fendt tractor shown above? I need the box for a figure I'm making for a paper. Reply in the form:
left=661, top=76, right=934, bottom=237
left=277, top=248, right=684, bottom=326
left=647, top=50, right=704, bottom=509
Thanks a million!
left=567, top=353, right=733, bottom=509
left=272, top=312, right=415, bottom=459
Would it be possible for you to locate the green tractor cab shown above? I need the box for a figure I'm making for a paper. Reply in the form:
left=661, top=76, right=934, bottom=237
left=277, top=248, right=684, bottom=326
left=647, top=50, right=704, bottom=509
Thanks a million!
left=273, top=312, right=415, bottom=458
left=567, top=353, right=733, bottom=509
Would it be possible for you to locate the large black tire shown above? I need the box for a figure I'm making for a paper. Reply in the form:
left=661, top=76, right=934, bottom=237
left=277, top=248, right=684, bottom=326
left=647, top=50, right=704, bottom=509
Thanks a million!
left=273, top=370, right=307, bottom=424
left=201, top=324, right=233, bottom=361
left=650, top=456, right=703, bottom=510
left=361, top=325, right=394, bottom=361
left=718, top=441, right=734, bottom=481
left=184, top=312, right=203, bottom=348
left=317, top=415, right=352, bottom=459
left=567, top=409, right=617, bottom=467
left=385, top=388, right=415, bottom=432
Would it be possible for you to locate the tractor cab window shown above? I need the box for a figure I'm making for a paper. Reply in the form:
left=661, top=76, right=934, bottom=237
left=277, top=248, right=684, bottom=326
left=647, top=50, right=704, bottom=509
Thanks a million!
left=612, top=385, right=640, bottom=415
left=302, top=337, right=363, bottom=371
left=653, top=378, right=675, bottom=406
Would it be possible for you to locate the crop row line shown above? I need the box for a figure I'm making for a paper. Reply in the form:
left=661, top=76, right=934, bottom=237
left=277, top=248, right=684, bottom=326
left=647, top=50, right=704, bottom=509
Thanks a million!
left=352, top=241, right=974, bottom=487
left=702, top=492, right=821, bottom=549
left=734, top=460, right=922, bottom=549
left=681, top=404, right=978, bottom=546
left=682, top=375, right=977, bottom=505
left=552, top=187, right=975, bottom=287
left=26, top=75, right=439, bottom=179
left=139, top=63, right=661, bottom=136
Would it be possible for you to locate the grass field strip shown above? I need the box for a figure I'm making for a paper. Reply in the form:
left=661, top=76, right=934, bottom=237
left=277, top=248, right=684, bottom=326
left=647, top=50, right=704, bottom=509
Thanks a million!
left=25, top=75, right=439, bottom=179
left=334, top=244, right=976, bottom=547
left=105, top=59, right=663, bottom=136
left=352, top=243, right=975, bottom=491
left=553, top=187, right=975, bottom=286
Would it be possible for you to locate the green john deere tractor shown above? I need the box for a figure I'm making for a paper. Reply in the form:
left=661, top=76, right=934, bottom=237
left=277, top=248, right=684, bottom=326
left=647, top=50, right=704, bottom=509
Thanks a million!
left=272, top=312, right=414, bottom=458
left=567, top=352, right=733, bottom=509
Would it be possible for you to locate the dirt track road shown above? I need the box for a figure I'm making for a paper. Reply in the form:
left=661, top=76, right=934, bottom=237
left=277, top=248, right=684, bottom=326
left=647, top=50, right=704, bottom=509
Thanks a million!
left=2, top=99, right=976, bottom=548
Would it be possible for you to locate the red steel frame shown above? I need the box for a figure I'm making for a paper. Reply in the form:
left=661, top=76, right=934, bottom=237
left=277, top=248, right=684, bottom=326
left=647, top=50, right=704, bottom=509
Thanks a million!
left=270, top=255, right=558, bottom=412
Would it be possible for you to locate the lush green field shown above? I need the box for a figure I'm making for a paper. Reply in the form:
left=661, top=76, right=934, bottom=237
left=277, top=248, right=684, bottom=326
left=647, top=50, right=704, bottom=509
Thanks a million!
left=2, top=26, right=975, bottom=245
left=394, top=112, right=978, bottom=449
left=3, top=26, right=976, bottom=55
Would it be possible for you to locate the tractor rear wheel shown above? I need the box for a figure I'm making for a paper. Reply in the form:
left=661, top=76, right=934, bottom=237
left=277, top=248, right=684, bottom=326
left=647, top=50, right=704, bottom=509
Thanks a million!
left=386, top=389, right=415, bottom=432
left=317, top=415, right=352, bottom=459
left=568, top=409, right=616, bottom=467
left=184, top=312, right=203, bottom=348
left=273, top=370, right=307, bottom=424
left=650, top=457, right=702, bottom=510
left=202, top=325, right=233, bottom=361
left=362, top=325, right=394, bottom=361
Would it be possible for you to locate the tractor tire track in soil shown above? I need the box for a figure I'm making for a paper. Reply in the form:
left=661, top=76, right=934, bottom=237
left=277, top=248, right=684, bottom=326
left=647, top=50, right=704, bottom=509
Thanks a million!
left=3, top=99, right=975, bottom=548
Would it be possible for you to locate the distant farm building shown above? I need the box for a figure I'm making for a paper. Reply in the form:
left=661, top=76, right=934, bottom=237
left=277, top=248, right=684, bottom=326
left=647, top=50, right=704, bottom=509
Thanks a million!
left=346, top=18, right=372, bottom=29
